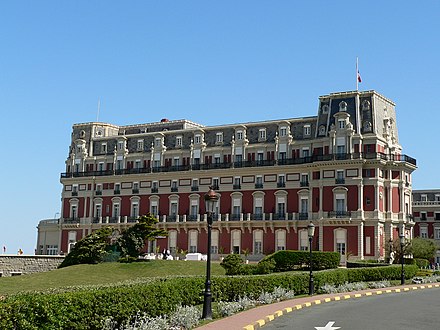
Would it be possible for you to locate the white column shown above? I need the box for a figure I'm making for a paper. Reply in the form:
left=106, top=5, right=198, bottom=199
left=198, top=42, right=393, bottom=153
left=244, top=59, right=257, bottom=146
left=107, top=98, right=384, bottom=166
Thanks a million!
left=358, top=222, right=364, bottom=260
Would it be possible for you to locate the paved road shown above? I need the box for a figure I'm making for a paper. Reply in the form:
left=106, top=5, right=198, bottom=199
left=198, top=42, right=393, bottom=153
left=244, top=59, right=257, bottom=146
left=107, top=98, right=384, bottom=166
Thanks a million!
left=263, top=287, right=440, bottom=330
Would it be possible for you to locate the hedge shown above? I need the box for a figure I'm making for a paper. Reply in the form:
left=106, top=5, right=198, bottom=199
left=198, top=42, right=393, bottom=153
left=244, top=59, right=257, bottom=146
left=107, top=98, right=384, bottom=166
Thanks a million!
left=347, top=261, right=390, bottom=268
left=261, top=250, right=341, bottom=272
left=0, top=265, right=418, bottom=329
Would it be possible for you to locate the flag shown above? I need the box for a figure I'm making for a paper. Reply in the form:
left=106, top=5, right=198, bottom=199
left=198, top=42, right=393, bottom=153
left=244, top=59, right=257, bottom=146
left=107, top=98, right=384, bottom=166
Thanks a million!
left=357, top=70, right=362, bottom=83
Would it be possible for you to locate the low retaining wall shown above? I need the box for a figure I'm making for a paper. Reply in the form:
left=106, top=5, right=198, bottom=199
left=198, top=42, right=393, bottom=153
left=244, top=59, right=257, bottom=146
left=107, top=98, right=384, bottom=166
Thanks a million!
left=0, top=255, right=64, bottom=277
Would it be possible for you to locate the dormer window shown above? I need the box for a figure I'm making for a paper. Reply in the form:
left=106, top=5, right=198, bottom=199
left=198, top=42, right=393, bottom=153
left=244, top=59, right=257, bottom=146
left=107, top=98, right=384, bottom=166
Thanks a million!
left=194, top=134, right=201, bottom=144
left=216, top=132, right=223, bottom=143
left=176, top=136, right=182, bottom=147
left=236, top=130, right=243, bottom=140
left=304, top=125, right=311, bottom=136
left=118, top=141, right=124, bottom=150
left=259, top=128, right=266, bottom=141
left=155, top=138, right=162, bottom=148
left=137, top=140, right=144, bottom=151
left=339, top=101, right=347, bottom=112
left=338, top=119, right=345, bottom=129
left=280, top=127, right=287, bottom=137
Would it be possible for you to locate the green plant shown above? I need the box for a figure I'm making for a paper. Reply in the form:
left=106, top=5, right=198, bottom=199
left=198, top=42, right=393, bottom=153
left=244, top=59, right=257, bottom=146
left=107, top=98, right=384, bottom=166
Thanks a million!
left=117, top=214, right=168, bottom=261
left=220, top=254, right=244, bottom=275
left=260, top=250, right=340, bottom=272
left=59, top=227, right=113, bottom=268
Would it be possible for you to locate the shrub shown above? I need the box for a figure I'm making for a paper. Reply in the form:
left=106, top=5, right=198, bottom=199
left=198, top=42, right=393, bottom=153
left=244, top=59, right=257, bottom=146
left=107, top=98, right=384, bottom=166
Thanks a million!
left=0, top=265, right=418, bottom=329
left=260, top=250, right=340, bottom=272
left=414, top=258, right=430, bottom=269
left=347, top=261, right=390, bottom=268
left=220, top=254, right=244, bottom=275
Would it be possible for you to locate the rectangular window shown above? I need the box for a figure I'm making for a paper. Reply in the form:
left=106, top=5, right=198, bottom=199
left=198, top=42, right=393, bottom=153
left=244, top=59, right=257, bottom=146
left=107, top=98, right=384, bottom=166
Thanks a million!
left=304, top=125, right=311, bottom=136
left=137, top=140, right=144, bottom=151
left=194, top=134, right=201, bottom=144
left=135, top=160, right=141, bottom=169
left=176, top=136, right=182, bottom=147
left=211, top=230, right=219, bottom=254
left=189, top=231, right=198, bottom=253
left=276, top=230, right=286, bottom=251
left=102, top=143, right=107, bottom=153
left=259, top=129, right=266, bottom=140
left=435, top=228, right=440, bottom=240
left=216, top=132, right=223, bottom=143
left=420, top=227, right=428, bottom=239
left=113, top=204, right=120, bottom=218
left=155, top=138, right=161, bottom=147
left=421, top=195, right=427, bottom=202
left=338, top=120, right=345, bottom=129
left=236, top=131, right=243, bottom=140
left=132, top=203, right=139, bottom=218
left=280, top=127, right=287, bottom=137
left=212, top=178, right=219, bottom=189
left=299, top=230, right=308, bottom=251
left=421, top=212, right=427, bottom=221
left=435, top=212, right=440, bottom=221
left=118, top=141, right=124, bottom=150
left=302, top=149, right=310, bottom=158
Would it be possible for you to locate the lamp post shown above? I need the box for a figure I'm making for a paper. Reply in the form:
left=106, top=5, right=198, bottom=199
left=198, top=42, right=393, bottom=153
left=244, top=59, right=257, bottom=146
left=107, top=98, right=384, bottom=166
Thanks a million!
left=308, top=222, right=315, bottom=295
left=399, top=226, right=405, bottom=285
left=202, top=187, right=219, bottom=320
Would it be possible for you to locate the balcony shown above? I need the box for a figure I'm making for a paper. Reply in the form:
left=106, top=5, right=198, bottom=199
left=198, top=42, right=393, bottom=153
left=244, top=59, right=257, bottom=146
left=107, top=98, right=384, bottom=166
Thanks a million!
left=230, top=214, right=241, bottom=221
left=252, top=213, right=264, bottom=220
left=191, top=186, right=199, bottom=192
left=187, top=215, right=198, bottom=221
left=151, top=187, right=159, bottom=193
left=277, top=182, right=286, bottom=188
left=335, top=178, right=345, bottom=184
left=127, top=217, right=138, bottom=223
left=300, top=181, right=309, bottom=187
left=63, top=217, right=80, bottom=224
left=255, top=183, right=264, bottom=189
left=272, top=213, right=286, bottom=220
left=60, top=152, right=417, bottom=179
left=233, top=184, right=241, bottom=190
left=327, top=211, right=352, bottom=218
left=298, top=213, right=309, bottom=220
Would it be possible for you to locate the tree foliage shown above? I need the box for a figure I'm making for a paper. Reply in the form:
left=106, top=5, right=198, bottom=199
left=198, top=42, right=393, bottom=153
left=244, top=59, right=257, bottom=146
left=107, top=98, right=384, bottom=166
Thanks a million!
left=408, top=237, right=437, bottom=260
left=59, top=227, right=113, bottom=268
left=117, top=213, right=167, bottom=261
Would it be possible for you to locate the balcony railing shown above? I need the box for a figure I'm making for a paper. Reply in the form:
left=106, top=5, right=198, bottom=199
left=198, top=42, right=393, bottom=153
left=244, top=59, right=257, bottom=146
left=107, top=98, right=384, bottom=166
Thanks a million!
left=255, top=183, right=264, bottom=189
left=171, top=187, right=179, bottom=192
left=233, top=184, right=241, bottom=190
left=252, top=213, right=264, bottom=220
left=298, top=213, right=308, bottom=220
left=191, top=186, right=199, bottom=191
left=300, top=181, right=309, bottom=187
left=95, top=190, right=102, bottom=195
left=63, top=217, right=80, bottom=224
left=61, top=152, right=417, bottom=179
left=277, top=182, right=286, bottom=188
left=132, top=188, right=139, bottom=194
left=151, top=187, right=158, bottom=193
left=114, top=189, right=120, bottom=195
left=327, top=211, right=352, bottom=218
left=335, top=178, right=345, bottom=184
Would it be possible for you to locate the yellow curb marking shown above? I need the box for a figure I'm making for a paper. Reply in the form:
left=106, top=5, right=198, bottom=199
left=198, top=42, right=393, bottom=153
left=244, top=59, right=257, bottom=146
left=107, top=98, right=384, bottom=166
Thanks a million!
left=243, top=326, right=254, bottom=330
left=420, top=286, right=426, bottom=289
left=314, top=300, right=322, bottom=305
left=274, top=310, right=283, bottom=317
left=284, top=307, right=293, bottom=313
left=304, top=302, right=312, bottom=307
left=365, top=292, right=373, bottom=296
left=295, top=304, right=303, bottom=310
left=324, top=298, right=332, bottom=302
left=334, top=296, right=341, bottom=301
left=266, top=315, right=274, bottom=321
left=256, top=319, right=265, bottom=326
left=385, top=289, right=392, bottom=293
left=395, top=289, right=401, bottom=293
left=376, top=291, right=383, bottom=295
left=354, top=294, right=362, bottom=298
left=404, top=288, right=410, bottom=291
left=412, top=287, right=418, bottom=290
left=343, top=295, right=351, bottom=299
left=427, top=285, right=433, bottom=288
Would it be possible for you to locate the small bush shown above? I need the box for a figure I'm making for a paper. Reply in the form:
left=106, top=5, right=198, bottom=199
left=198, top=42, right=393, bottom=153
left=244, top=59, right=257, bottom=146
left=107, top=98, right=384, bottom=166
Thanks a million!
left=220, top=254, right=244, bottom=275
left=260, top=250, right=340, bottom=272
left=414, top=258, right=430, bottom=269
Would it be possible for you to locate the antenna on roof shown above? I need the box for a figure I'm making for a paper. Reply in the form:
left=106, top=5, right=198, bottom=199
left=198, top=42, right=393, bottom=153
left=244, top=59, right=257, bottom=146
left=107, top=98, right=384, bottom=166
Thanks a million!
left=96, top=98, right=101, bottom=122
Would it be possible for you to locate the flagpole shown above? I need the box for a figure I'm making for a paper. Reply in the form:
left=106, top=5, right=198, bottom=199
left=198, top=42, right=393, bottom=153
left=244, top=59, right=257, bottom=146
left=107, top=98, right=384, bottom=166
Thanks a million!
left=356, top=57, right=359, bottom=91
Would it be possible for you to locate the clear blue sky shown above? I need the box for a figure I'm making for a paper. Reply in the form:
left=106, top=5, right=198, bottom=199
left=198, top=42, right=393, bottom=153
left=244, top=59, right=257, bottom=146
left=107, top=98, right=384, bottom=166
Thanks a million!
left=0, top=1, right=439, bottom=254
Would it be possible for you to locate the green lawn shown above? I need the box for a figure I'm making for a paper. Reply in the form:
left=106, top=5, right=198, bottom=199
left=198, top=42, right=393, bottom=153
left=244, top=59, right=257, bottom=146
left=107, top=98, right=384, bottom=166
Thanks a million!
left=0, top=260, right=225, bottom=296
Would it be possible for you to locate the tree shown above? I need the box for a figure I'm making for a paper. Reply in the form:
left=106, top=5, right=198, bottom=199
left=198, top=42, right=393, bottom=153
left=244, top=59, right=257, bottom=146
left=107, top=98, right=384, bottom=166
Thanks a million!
left=117, top=213, right=167, bottom=261
left=58, top=227, right=113, bottom=268
left=408, top=237, right=437, bottom=260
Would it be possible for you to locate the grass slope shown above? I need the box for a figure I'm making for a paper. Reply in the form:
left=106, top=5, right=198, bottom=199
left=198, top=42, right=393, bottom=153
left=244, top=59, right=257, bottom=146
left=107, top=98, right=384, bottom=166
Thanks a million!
left=0, top=260, right=225, bottom=296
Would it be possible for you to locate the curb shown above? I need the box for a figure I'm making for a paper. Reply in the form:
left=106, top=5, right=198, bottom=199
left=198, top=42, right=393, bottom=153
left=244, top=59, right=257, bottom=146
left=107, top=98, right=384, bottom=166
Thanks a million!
left=242, top=283, right=440, bottom=330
